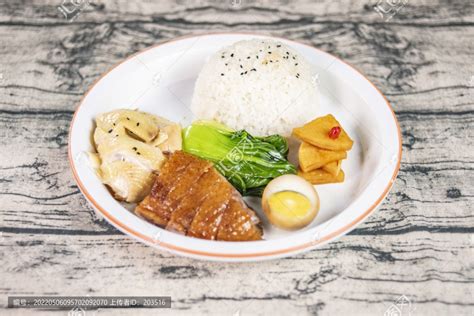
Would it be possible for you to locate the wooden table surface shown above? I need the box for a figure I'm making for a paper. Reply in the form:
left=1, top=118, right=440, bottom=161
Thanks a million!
left=1, top=1, right=473, bottom=315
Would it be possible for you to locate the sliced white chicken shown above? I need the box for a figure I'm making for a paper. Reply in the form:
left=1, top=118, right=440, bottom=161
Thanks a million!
left=96, top=109, right=160, bottom=143
left=157, top=124, right=182, bottom=153
left=97, top=136, right=165, bottom=171
left=92, top=109, right=181, bottom=203
left=148, top=123, right=182, bottom=153
left=100, top=161, right=156, bottom=202
left=149, top=129, right=168, bottom=148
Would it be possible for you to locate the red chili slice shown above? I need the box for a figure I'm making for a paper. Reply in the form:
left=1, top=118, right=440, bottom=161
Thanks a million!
left=328, top=126, right=341, bottom=139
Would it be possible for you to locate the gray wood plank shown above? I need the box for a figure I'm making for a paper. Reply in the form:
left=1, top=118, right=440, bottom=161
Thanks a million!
left=0, top=0, right=473, bottom=315
left=0, top=233, right=472, bottom=315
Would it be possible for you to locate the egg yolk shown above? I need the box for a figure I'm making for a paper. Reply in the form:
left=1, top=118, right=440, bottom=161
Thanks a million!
left=267, top=191, right=312, bottom=218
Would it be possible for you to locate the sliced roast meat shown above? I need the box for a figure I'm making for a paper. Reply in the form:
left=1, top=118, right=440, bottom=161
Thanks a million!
left=135, top=151, right=263, bottom=241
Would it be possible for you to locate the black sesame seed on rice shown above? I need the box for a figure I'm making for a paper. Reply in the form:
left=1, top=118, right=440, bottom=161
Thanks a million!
left=221, top=73, right=224, bottom=76
left=230, top=53, right=234, bottom=57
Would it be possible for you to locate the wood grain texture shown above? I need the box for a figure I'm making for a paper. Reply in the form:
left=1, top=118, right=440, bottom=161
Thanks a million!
left=0, top=0, right=473, bottom=315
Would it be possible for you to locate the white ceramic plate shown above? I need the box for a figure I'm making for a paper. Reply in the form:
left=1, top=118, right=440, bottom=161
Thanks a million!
left=69, top=33, right=401, bottom=262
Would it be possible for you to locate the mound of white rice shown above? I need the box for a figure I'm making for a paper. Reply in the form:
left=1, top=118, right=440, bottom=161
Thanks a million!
left=191, top=39, right=320, bottom=136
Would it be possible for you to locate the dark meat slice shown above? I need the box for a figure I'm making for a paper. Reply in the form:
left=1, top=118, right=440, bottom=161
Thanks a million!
left=135, top=151, right=194, bottom=226
left=217, top=195, right=263, bottom=241
left=135, top=151, right=211, bottom=226
left=136, top=151, right=263, bottom=241
left=187, top=180, right=233, bottom=240
left=166, top=169, right=225, bottom=234
left=158, top=158, right=212, bottom=224
left=150, top=150, right=193, bottom=197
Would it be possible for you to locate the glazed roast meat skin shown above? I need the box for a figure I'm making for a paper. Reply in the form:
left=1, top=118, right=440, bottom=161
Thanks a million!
left=135, top=151, right=263, bottom=241
left=135, top=150, right=197, bottom=227
left=166, top=169, right=226, bottom=235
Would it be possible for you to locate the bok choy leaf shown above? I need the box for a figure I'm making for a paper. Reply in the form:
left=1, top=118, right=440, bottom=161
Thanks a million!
left=182, top=121, right=296, bottom=196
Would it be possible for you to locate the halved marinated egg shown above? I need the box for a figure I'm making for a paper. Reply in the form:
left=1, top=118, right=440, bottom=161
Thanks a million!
left=262, top=174, right=319, bottom=230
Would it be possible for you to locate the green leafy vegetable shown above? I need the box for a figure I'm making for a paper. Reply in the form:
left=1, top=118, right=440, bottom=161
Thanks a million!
left=255, top=134, right=289, bottom=157
left=182, top=120, right=296, bottom=196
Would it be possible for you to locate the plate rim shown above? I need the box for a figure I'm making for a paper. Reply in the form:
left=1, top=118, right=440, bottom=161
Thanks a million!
left=68, top=32, right=402, bottom=260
